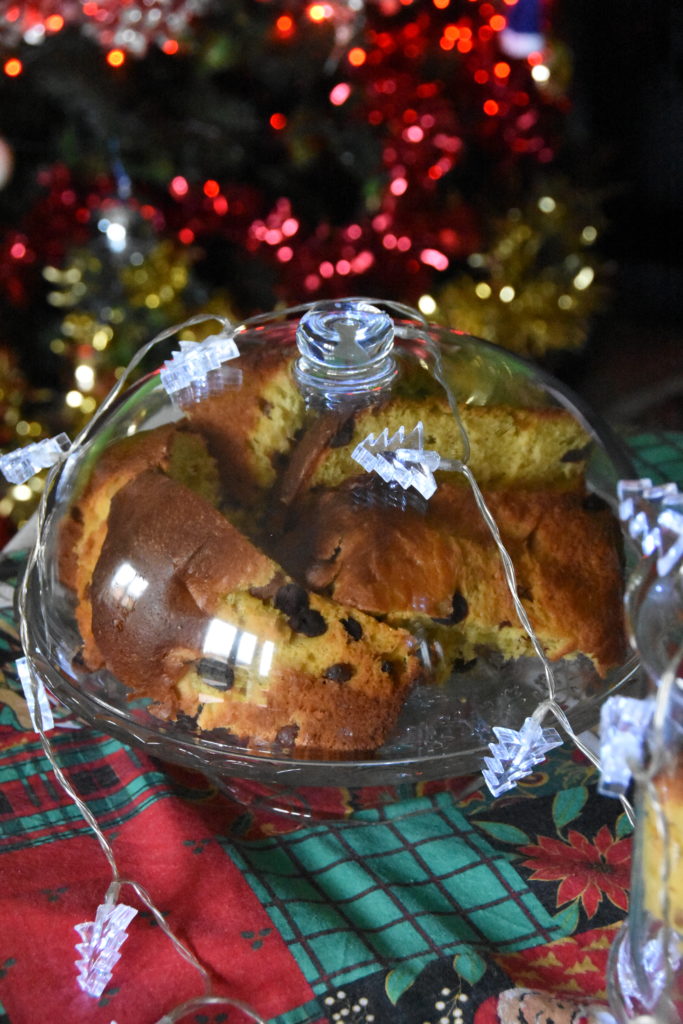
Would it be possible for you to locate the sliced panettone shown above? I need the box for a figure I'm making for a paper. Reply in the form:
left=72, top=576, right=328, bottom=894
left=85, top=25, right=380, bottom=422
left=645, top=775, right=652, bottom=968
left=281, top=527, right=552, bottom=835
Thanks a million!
left=273, top=476, right=627, bottom=678
left=87, top=470, right=422, bottom=756
left=278, top=396, right=594, bottom=506
left=180, top=343, right=306, bottom=506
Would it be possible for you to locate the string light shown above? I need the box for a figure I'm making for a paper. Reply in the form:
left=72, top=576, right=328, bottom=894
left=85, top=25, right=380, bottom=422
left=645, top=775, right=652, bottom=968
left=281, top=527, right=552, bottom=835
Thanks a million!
left=329, top=82, right=351, bottom=105
left=418, top=294, right=437, bottom=315
left=275, top=13, right=295, bottom=37
left=106, top=49, right=126, bottom=67
left=307, top=3, right=332, bottom=22
left=573, top=266, right=594, bottom=290
left=45, top=15, right=64, bottom=33
left=169, top=175, right=189, bottom=198
left=531, top=63, right=550, bottom=82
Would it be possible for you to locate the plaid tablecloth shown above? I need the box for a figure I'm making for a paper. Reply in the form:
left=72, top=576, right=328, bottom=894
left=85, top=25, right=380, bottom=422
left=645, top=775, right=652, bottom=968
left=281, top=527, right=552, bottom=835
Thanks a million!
left=1, top=431, right=682, bottom=1024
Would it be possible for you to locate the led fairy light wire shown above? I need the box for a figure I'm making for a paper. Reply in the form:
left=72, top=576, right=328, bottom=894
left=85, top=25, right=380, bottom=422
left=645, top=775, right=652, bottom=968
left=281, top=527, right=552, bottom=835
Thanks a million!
left=12, top=312, right=267, bottom=1022
left=7, top=297, right=634, bottom=1010
left=14, top=660, right=268, bottom=1022
left=68, top=312, right=237, bottom=449
left=10, top=299, right=434, bottom=1018
left=414, top=324, right=632, bottom=808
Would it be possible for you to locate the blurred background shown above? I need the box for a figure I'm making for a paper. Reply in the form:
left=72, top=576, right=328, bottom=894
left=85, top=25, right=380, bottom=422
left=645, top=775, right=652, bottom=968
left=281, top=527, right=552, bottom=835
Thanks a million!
left=0, top=0, right=680, bottom=536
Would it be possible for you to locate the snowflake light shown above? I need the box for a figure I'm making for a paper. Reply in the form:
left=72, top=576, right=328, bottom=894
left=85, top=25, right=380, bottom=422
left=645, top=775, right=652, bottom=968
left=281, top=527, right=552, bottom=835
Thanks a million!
left=159, top=331, right=240, bottom=400
left=617, top=479, right=683, bottom=576
left=482, top=716, right=563, bottom=796
left=598, top=695, right=656, bottom=798
left=351, top=421, right=453, bottom=500
left=75, top=900, right=137, bottom=998
left=0, top=432, right=71, bottom=485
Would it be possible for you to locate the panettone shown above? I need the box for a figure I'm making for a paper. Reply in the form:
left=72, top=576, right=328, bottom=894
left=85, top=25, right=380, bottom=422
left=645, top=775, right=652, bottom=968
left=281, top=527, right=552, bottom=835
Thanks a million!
left=274, top=476, right=626, bottom=677
left=87, top=469, right=422, bottom=756
left=296, top=398, right=594, bottom=498
left=181, top=344, right=306, bottom=505
left=58, top=327, right=628, bottom=757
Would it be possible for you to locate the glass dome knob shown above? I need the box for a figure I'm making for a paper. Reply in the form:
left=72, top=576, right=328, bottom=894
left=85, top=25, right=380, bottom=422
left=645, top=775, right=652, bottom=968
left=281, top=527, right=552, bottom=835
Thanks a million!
left=294, top=300, right=396, bottom=403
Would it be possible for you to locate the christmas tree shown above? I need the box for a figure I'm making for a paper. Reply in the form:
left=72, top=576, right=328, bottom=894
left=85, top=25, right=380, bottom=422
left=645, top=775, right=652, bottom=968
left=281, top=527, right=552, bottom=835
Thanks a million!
left=0, top=0, right=610, bottom=528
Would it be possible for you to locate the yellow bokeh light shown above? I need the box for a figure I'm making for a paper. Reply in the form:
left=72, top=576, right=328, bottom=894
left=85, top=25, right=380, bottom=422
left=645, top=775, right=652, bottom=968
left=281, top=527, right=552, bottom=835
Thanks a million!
left=531, top=64, right=550, bottom=83
left=418, top=294, right=437, bottom=316
left=573, top=267, right=594, bottom=291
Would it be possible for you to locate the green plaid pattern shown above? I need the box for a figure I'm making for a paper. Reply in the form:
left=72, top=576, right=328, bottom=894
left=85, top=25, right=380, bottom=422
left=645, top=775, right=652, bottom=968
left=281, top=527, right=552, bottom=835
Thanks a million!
left=626, top=430, right=683, bottom=486
left=225, top=793, right=565, bottom=995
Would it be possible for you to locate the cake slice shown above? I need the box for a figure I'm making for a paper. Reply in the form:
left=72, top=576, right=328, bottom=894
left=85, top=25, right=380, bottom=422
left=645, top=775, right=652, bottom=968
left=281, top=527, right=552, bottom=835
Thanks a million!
left=87, top=470, right=422, bottom=756
left=274, top=476, right=627, bottom=678
left=277, top=395, right=594, bottom=507
left=180, top=342, right=306, bottom=506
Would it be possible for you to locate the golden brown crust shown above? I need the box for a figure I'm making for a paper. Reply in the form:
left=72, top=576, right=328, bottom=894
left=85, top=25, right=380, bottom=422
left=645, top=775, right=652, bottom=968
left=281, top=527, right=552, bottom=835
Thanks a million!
left=644, top=765, right=683, bottom=930
left=59, top=423, right=194, bottom=668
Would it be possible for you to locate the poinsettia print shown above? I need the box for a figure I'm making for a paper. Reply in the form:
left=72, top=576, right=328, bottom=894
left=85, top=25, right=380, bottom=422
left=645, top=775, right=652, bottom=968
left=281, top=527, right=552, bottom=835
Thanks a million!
left=519, top=824, right=630, bottom=918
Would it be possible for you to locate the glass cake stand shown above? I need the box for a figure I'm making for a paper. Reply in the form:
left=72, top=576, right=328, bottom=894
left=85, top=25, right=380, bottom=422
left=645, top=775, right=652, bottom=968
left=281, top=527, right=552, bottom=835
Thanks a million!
left=18, top=306, right=640, bottom=818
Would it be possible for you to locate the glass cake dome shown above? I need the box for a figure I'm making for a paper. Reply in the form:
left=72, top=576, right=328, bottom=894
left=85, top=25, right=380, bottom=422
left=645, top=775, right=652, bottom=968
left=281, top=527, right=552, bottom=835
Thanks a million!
left=17, top=298, right=639, bottom=809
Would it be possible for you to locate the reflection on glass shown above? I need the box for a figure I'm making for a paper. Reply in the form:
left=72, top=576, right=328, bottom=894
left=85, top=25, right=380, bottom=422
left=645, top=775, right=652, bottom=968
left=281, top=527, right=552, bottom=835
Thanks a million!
left=198, top=618, right=276, bottom=693
left=109, top=561, right=149, bottom=609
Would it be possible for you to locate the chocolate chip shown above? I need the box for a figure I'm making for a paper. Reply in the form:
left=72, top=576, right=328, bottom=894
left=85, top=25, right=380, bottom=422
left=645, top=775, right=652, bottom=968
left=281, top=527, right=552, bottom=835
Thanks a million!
left=290, top=606, right=328, bottom=637
left=274, top=724, right=299, bottom=747
left=196, top=658, right=235, bottom=691
left=451, top=592, right=469, bottom=622
left=433, top=591, right=469, bottom=625
left=498, top=620, right=512, bottom=629
left=323, top=663, right=354, bottom=682
left=175, top=710, right=200, bottom=731
left=517, top=585, right=533, bottom=601
left=274, top=582, right=309, bottom=617
left=340, top=616, right=363, bottom=641
left=380, top=660, right=393, bottom=675
left=452, top=657, right=478, bottom=673
left=582, top=492, right=609, bottom=512
left=329, top=415, right=355, bottom=448
left=560, top=442, right=592, bottom=463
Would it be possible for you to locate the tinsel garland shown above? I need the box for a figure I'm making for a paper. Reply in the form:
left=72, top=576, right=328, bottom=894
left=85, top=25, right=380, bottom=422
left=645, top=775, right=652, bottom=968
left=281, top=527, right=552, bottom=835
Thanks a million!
left=0, top=0, right=608, bottom=528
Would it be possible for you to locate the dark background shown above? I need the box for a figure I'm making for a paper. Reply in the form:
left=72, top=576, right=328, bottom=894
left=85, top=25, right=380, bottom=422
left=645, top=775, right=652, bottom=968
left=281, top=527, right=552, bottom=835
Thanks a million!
left=560, top=0, right=683, bottom=430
